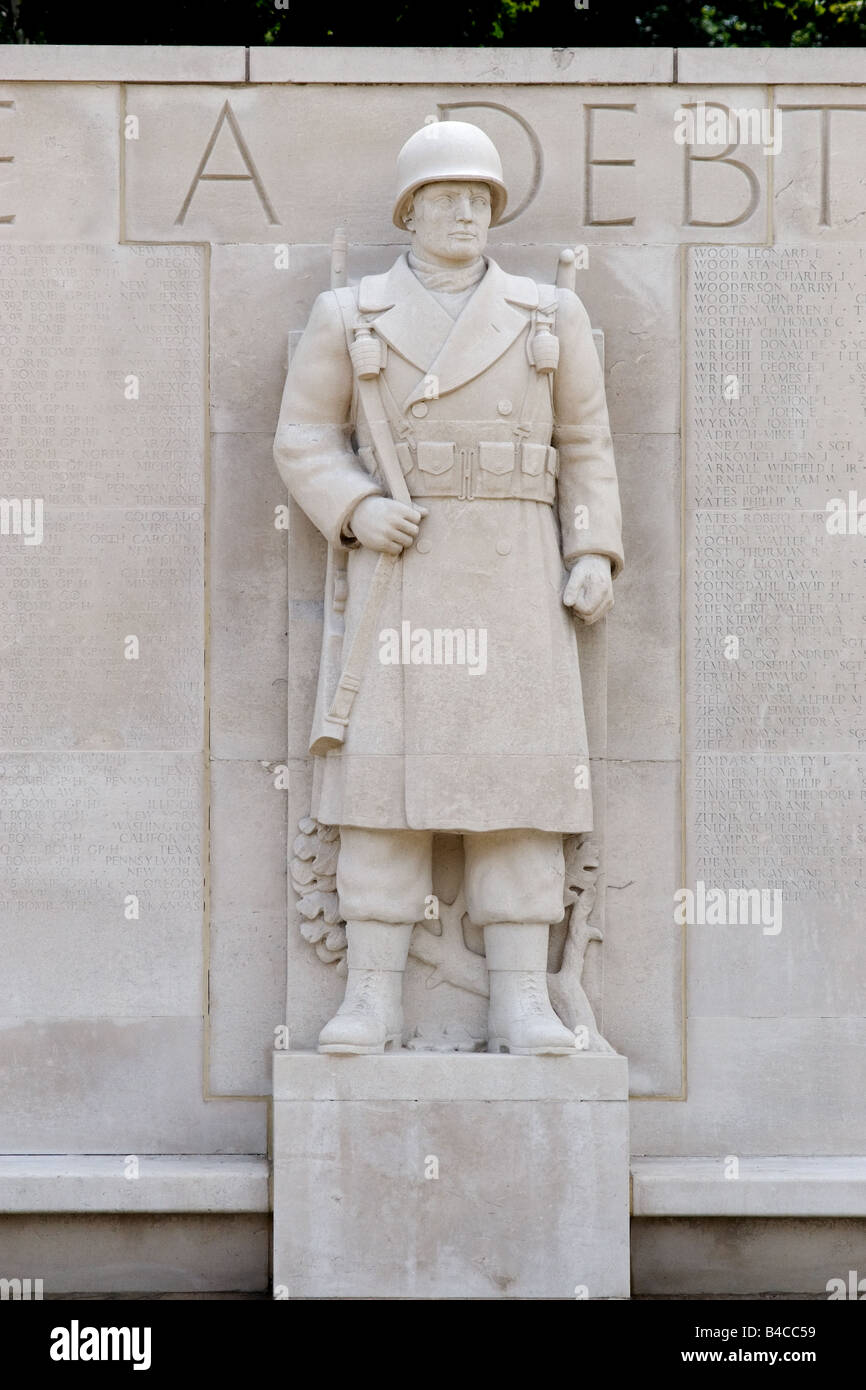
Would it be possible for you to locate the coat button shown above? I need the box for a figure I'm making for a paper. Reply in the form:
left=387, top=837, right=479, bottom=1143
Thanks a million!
left=411, top=402, right=429, bottom=418
left=416, top=538, right=433, bottom=554
left=497, top=399, right=513, bottom=416
left=495, top=538, right=511, bottom=555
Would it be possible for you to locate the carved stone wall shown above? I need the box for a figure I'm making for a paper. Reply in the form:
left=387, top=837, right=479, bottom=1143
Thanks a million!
left=3, top=46, right=866, bottom=1293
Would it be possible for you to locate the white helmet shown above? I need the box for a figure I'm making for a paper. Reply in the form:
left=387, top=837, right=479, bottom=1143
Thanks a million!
left=392, top=120, right=508, bottom=229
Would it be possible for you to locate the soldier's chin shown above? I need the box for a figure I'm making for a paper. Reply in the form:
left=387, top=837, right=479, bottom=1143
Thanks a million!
left=445, top=233, right=481, bottom=258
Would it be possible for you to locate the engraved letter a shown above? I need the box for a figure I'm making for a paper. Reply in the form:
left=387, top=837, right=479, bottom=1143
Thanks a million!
left=175, top=101, right=279, bottom=226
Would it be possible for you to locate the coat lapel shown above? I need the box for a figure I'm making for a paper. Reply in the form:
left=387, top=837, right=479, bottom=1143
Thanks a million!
left=359, top=255, right=539, bottom=406
left=359, top=255, right=455, bottom=374
left=403, top=258, right=537, bottom=406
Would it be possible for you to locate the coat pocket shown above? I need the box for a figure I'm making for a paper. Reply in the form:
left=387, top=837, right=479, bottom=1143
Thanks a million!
left=521, top=442, right=548, bottom=477
left=479, top=442, right=515, bottom=475
left=416, top=441, right=455, bottom=475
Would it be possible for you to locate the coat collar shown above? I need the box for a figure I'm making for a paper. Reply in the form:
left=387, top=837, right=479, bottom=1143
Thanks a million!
left=359, top=255, right=454, bottom=377
left=358, top=254, right=538, bottom=405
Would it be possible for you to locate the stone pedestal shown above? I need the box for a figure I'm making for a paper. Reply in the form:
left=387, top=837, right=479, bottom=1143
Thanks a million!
left=272, top=1051, right=630, bottom=1300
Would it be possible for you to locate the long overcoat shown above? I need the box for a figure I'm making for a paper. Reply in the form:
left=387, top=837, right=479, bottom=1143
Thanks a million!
left=274, top=254, right=623, bottom=834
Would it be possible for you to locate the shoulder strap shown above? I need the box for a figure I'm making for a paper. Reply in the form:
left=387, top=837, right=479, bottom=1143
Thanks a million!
left=332, top=287, right=414, bottom=451
left=535, top=281, right=559, bottom=332
left=514, top=282, right=559, bottom=438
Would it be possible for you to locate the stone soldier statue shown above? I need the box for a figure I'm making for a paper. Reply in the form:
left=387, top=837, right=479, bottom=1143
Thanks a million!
left=274, top=121, right=624, bottom=1056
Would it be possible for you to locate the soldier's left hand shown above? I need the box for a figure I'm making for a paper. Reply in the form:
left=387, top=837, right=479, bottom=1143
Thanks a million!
left=562, top=555, right=614, bottom=625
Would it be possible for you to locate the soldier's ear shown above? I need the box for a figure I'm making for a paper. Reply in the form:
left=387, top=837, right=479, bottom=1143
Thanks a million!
left=402, top=198, right=416, bottom=232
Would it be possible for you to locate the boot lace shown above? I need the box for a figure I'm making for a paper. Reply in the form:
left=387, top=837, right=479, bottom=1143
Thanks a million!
left=340, top=970, right=382, bottom=1015
left=520, top=973, right=551, bottom=1015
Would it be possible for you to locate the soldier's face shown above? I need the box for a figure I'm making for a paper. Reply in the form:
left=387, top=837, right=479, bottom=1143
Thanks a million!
left=406, top=181, right=492, bottom=265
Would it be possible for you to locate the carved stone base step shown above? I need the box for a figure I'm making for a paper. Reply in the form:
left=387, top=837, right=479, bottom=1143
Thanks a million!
left=273, top=1050, right=630, bottom=1299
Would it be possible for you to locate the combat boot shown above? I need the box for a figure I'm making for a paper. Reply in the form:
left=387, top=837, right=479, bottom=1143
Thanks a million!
left=318, top=921, right=412, bottom=1055
left=484, top=922, right=578, bottom=1055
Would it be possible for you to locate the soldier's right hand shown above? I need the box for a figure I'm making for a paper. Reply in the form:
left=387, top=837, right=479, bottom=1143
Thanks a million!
left=349, top=497, right=427, bottom=555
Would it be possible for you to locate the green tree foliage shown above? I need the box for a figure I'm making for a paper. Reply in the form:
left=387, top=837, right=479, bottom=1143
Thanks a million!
left=1, top=0, right=865, bottom=47
left=637, top=0, right=866, bottom=45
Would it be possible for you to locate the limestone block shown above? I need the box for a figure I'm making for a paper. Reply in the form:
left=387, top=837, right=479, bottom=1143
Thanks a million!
left=632, top=1216, right=866, bottom=1297
left=209, top=758, right=287, bottom=1096
left=0, top=507, right=203, bottom=750
left=683, top=234, right=866, bottom=1062
left=124, top=86, right=768, bottom=245
left=249, top=46, right=674, bottom=85
left=210, top=242, right=297, bottom=437
left=0, top=752, right=202, bottom=1017
left=287, top=495, right=327, bottom=605
left=0, top=1017, right=266, bottom=1155
left=672, top=234, right=866, bottom=1162
left=275, top=1050, right=626, bottom=1101
left=210, top=432, right=288, bottom=760
left=630, top=1016, right=866, bottom=1157
left=0, top=45, right=246, bottom=82
left=0, top=86, right=118, bottom=240
left=632, top=1157, right=866, bottom=1217
left=686, top=246, right=866, bottom=758
left=688, top=523, right=866, bottom=756
left=287, top=595, right=325, bottom=761
left=580, top=633, right=608, bottom=761
left=687, top=753, right=866, bottom=1016
left=0, top=243, right=205, bottom=506
left=606, top=433, right=680, bottom=761
left=0, top=1213, right=268, bottom=1294
left=603, top=759, right=682, bottom=1096
left=273, top=1051, right=629, bottom=1299
left=773, top=91, right=866, bottom=241
left=678, top=47, right=866, bottom=84
left=569, top=85, right=769, bottom=245
left=687, top=245, right=866, bottom=511
left=0, top=1155, right=270, bottom=1213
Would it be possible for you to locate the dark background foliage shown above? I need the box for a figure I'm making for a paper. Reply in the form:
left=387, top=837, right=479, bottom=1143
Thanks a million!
left=2, top=0, right=866, bottom=47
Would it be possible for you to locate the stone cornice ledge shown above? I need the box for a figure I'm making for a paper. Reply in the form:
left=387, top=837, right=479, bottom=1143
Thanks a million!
left=249, top=46, right=673, bottom=84
left=2, top=45, right=863, bottom=86
left=678, top=46, right=866, bottom=84
left=632, top=1157, right=866, bottom=1218
left=0, top=44, right=246, bottom=82
left=274, top=1050, right=628, bottom=1101
left=0, top=1155, right=270, bottom=1213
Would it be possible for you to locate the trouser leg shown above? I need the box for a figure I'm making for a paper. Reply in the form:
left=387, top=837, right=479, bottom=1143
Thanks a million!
left=463, top=830, right=576, bottom=1055
left=318, top=827, right=433, bottom=1054
left=462, top=828, right=565, bottom=927
left=337, top=825, right=433, bottom=925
